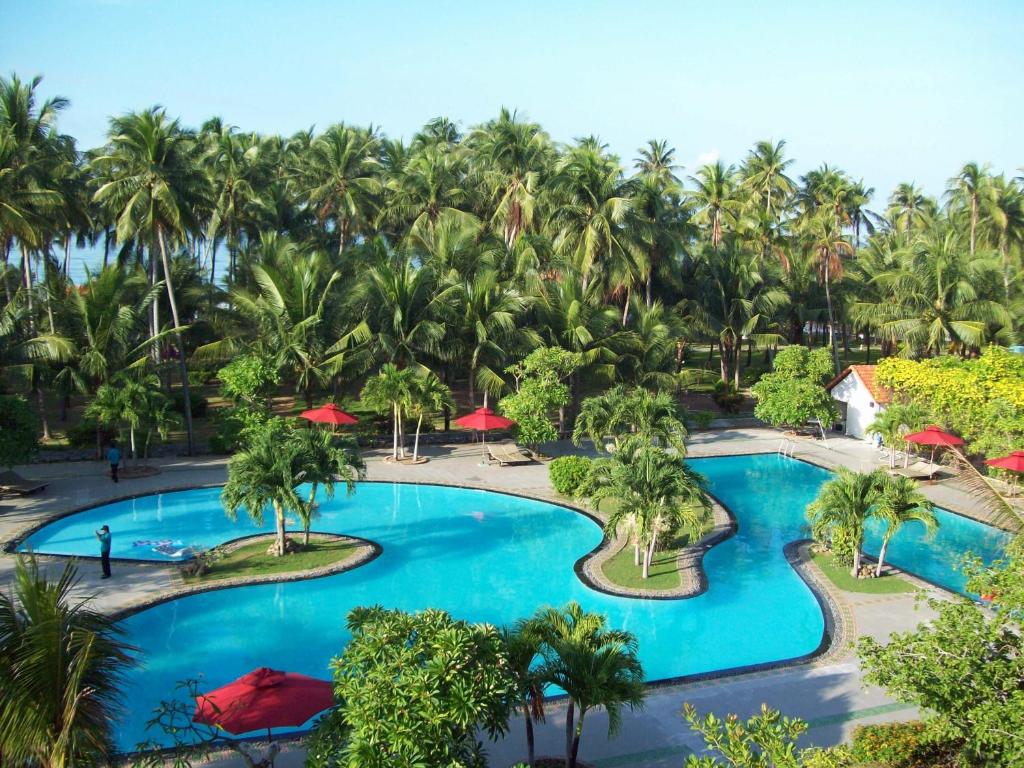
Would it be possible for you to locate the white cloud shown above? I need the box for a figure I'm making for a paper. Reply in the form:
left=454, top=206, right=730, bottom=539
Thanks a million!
left=696, top=149, right=720, bottom=165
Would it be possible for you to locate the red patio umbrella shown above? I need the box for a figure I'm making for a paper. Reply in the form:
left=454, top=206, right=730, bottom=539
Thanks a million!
left=299, top=403, right=358, bottom=427
left=904, top=425, right=965, bottom=472
left=986, top=450, right=1024, bottom=496
left=193, top=667, right=334, bottom=740
left=455, top=406, right=515, bottom=464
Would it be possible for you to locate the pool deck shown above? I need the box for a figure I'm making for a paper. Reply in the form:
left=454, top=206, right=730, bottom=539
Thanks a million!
left=0, top=427, right=982, bottom=766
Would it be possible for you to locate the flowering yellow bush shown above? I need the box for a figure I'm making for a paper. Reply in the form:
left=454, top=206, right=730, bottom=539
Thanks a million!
left=875, top=347, right=1024, bottom=458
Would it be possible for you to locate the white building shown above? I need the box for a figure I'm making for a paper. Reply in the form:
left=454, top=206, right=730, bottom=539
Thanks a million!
left=826, top=365, right=892, bottom=440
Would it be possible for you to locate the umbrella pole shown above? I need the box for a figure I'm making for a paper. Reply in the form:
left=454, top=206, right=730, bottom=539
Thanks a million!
left=481, top=430, right=488, bottom=466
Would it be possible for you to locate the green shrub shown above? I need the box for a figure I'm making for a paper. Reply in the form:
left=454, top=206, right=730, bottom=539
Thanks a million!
left=66, top=415, right=117, bottom=450
left=548, top=455, right=592, bottom=496
left=303, top=707, right=348, bottom=768
left=0, top=395, right=39, bottom=467
left=692, top=410, right=716, bottom=429
left=850, top=722, right=959, bottom=768
left=209, top=405, right=269, bottom=454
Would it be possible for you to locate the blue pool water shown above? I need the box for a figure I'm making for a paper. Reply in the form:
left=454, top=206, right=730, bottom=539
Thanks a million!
left=17, top=455, right=1010, bottom=751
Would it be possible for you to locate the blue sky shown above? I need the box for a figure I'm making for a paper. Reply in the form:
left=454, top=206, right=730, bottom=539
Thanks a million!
left=4, top=0, right=1023, bottom=202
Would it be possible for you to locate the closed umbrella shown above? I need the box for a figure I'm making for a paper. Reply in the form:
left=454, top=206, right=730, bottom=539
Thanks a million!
left=454, top=407, right=515, bottom=465
left=986, top=450, right=1024, bottom=496
left=903, top=425, right=965, bottom=473
left=193, top=667, right=335, bottom=742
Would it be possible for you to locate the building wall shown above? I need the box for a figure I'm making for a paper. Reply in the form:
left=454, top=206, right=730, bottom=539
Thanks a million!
left=830, top=374, right=884, bottom=440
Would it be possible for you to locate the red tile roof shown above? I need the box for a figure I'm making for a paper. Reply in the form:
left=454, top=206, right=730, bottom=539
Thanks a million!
left=826, top=364, right=892, bottom=405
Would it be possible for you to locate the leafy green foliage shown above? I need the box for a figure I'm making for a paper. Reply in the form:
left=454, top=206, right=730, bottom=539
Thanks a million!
left=218, top=354, right=280, bottom=407
left=325, top=606, right=515, bottom=768
left=876, top=346, right=1024, bottom=457
left=0, top=394, right=38, bottom=467
left=859, top=596, right=1024, bottom=766
left=849, top=722, right=959, bottom=768
left=548, top=455, right=593, bottom=496
left=751, top=345, right=838, bottom=429
left=0, top=556, right=136, bottom=766
left=500, top=347, right=579, bottom=451
left=573, top=385, right=688, bottom=454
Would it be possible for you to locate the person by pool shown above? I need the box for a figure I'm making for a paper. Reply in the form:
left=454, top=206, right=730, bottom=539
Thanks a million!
left=107, top=441, right=122, bottom=483
left=95, top=525, right=112, bottom=579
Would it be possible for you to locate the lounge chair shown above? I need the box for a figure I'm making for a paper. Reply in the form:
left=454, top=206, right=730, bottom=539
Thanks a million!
left=486, top=443, right=534, bottom=466
left=889, top=461, right=945, bottom=480
left=0, top=470, right=48, bottom=496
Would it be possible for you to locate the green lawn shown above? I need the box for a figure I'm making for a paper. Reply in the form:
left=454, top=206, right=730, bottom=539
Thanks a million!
left=601, top=536, right=689, bottom=591
left=811, top=552, right=917, bottom=594
left=184, top=537, right=358, bottom=584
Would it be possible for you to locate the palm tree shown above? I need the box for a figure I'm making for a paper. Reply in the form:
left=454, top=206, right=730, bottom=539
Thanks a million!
left=946, top=162, right=994, bottom=256
left=867, top=403, right=927, bottom=468
left=406, top=371, right=454, bottom=463
left=529, top=602, right=646, bottom=768
left=688, top=161, right=741, bottom=249
left=291, top=427, right=364, bottom=546
left=872, top=475, right=937, bottom=577
left=293, top=123, right=382, bottom=255
left=887, top=182, right=929, bottom=236
left=631, top=165, right=690, bottom=307
left=583, top=438, right=708, bottom=577
left=360, top=363, right=416, bottom=461
left=634, top=139, right=681, bottom=189
left=91, top=107, right=212, bottom=454
left=985, top=175, right=1024, bottom=299
left=0, top=556, right=136, bottom=768
left=803, top=210, right=854, bottom=374
left=221, top=418, right=310, bottom=556
left=806, top=468, right=884, bottom=578
left=740, top=139, right=795, bottom=221
left=502, top=623, right=547, bottom=768
left=572, top=386, right=689, bottom=456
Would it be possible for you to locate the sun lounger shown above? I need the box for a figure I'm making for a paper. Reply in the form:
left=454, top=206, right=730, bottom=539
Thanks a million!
left=486, top=443, right=534, bottom=466
left=0, top=470, right=48, bottom=496
left=889, top=461, right=945, bottom=480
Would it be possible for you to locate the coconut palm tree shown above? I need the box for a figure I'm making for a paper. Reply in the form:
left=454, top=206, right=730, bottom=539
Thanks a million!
left=806, top=467, right=885, bottom=578
left=291, top=427, right=364, bottom=546
left=688, top=161, right=741, bottom=250
left=91, top=107, right=212, bottom=455
left=887, top=182, right=929, bottom=236
left=0, top=556, right=136, bottom=768
left=583, top=437, right=708, bottom=577
left=867, top=403, right=927, bottom=468
left=740, top=139, right=795, bottom=221
left=293, top=123, right=382, bottom=255
left=360, top=363, right=416, bottom=461
left=221, top=418, right=311, bottom=556
left=946, top=162, right=994, bottom=256
left=872, top=475, right=937, bottom=577
left=502, top=623, right=547, bottom=768
left=803, top=210, right=854, bottom=374
left=406, top=371, right=454, bottom=463
left=528, top=601, right=646, bottom=768
left=985, top=175, right=1024, bottom=299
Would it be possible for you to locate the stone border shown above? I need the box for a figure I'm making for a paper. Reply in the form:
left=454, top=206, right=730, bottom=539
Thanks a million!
left=575, top=495, right=735, bottom=599
left=109, top=533, right=381, bottom=621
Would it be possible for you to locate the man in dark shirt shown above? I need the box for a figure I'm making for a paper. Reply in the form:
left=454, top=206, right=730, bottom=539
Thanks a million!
left=96, top=525, right=112, bottom=578
left=107, top=442, right=121, bottom=483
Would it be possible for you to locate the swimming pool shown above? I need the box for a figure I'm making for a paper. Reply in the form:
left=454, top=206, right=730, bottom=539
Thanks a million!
left=15, top=454, right=1010, bottom=751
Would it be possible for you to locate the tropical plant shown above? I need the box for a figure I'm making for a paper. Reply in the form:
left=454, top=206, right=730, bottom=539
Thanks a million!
left=872, top=475, right=937, bottom=577
left=806, top=468, right=884, bottom=577
left=751, top=345, right=838, bottom=431
left=548, top=456, right=593, bottom=497
left=502, top=623, right=548, bottom=768
left=291, top=426, right=364, bottom=545
left=220, top=417, right=310, bottom=556
left=527, top=601, right=646, bottom=768
left=0, top=394, right=38, bottom=467
left=0, top=556, right=136, bottom=768
left=867, top=403, right=927, bottom=468
left=325, top=606, right=515, bottom=768
left=360, top=363, right=416, bottom=461
left=405, top=370, right=454, bottom=462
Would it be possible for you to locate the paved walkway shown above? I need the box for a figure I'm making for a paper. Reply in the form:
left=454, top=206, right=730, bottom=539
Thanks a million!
left=0, top=430, right=970, bottom=765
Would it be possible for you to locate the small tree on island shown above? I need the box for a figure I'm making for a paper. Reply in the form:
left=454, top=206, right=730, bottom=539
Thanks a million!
left=751, top=345, right=838, bottom=432
left=221, top=418, right=310, bottom=556
left=500, top=347, right=580, bottom=455
left=291, top=427, right=365, bottom=546
left=318, top=606, right=516, bottom=767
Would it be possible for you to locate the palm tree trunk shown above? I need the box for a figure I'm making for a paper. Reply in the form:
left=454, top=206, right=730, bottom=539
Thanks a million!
left=413, top=414, right=422, bottom=462
left=970, top=196, right=978, bottom=256
left=156, top=226, right=196, bottom=455
left=875, top=536, right=891, bottom=578
left=149, top=245, right=160, bottom=368
left=564, top=700, right=575, bottom=768
left=523, top=704, right=535, bottom=768
left=273, top=501, right=286, bottom=556
left=392, top=403, right=399, bottom=460
left=305, top=482, right=318, bottom=547
left=823, top=259, right=841, bottom=375
left=570, top=708, right=585, bottom=768
left=851, top=546, right=861, bottom=579
left=621, top=284, right=630, bottom=326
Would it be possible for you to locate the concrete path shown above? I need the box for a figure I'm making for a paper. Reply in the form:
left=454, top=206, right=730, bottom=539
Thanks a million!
left=0, top=430, right=970, bottom=765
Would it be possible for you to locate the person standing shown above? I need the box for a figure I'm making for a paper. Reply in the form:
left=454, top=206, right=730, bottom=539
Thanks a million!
left=95, top=525, right=112, bottom=579
left=107, top=441, right=121, bottom=483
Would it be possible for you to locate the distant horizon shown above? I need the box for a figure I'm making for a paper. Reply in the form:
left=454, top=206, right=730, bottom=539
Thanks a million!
left=6, top=0, right=1022, bottom=205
